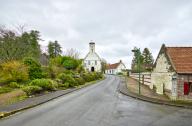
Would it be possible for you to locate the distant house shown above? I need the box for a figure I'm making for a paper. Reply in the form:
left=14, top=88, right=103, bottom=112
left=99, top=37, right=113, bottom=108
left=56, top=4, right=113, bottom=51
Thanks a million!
left=105, top=60, right=126, bottom=75
left=151, top=44, right=192, bottom=100
left=83, top=42, right=102, bottom=72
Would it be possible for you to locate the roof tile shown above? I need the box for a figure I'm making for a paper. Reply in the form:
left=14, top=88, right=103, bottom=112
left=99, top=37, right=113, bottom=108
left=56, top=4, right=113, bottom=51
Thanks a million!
left=166, top=47, right=192, bottom=73
left=106, top=63, right=120, bottom=69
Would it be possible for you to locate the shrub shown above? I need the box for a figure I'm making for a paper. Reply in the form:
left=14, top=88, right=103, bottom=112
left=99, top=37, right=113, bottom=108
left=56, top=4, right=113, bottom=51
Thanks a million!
left=81, top=73, right=87, bottom=81
left=75, top=77, right=85, bottom=85
left=117, top=72, right=123, bottom=75
left=8, top=82, right=20, bottom=88
left=64, top=82, right=70, bottom=88
left=0, top=61, right=29, bottom=83
left=22, top=85, right=42, bottom=95
left=30, top=79, right=58, bottom=91
left=49, top=56, right=82, bottom=71
left=41, top=66, right=49, bottom=78
left=23, top=57, right=43, bottom=80
left=63, top=70, right=75, bottom=75
left=95, top=72, right=103, bottom=79
left=81, top=73, right=91, bottom=82
left=62, top=56, right=79, bottom=70
left=58, top=73, right=78, bottom=87
left=55, top=78, right=62, bottom=84
left=48, top=65, right=65, bottom=79
left=58, top=82, right=70, bottom=88
left=49, top=56, right=63, bottom=67
left=57, top=73, right=68, bottom=83
left=81, top=72, right=103, bottom=82
left=76, top=65, right=85, bottom=73
left=65, top=75, right=78, bottom=87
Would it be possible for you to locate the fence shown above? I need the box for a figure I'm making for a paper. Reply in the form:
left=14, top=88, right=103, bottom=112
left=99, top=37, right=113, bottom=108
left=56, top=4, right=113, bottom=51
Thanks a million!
left=130, top=72, right=151, bottom=87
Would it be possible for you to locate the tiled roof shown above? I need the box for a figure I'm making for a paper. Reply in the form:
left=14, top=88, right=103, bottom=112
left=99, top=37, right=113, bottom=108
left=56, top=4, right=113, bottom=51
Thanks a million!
left=106, top=62, right=120, bottom=69
left=166, top=47, right=192, bottom=73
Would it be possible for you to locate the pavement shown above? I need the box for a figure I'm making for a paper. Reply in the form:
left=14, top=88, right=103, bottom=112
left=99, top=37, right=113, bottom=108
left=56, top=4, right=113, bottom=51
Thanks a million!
left=0, top=75, right=192, bottom=126
left=125, top=77, right=169, bottom=100
left=120, top=77, right=192, bottom=108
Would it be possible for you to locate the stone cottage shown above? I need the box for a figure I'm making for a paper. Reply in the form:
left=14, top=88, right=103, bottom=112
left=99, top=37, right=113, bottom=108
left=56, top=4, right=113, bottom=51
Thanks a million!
left=84, top=42, right=102, bottom=72
left=105, top=60, right=126, bottom=75
left=151, top=44, right=192, bottom=100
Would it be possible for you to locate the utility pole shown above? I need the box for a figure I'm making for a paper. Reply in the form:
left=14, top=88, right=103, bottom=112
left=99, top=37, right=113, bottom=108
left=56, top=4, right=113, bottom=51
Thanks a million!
left=132, top=48, right=141, bottom=95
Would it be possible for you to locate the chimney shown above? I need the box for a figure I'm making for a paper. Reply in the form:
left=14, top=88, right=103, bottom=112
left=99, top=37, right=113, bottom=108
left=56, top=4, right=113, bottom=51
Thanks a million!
left=89, top=41, right=95, bottom=53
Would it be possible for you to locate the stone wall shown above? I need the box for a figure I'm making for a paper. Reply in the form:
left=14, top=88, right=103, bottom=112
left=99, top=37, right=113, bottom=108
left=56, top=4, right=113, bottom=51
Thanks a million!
left=152, top=52, right=174, bottom=96
left=151, top=72, right=174, bottom=96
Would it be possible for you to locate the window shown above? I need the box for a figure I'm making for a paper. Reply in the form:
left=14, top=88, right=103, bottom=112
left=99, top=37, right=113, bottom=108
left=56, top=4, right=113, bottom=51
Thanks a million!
left=95, top=61, right=97, bottom=65
left=88, top=61, right=90, bottom=65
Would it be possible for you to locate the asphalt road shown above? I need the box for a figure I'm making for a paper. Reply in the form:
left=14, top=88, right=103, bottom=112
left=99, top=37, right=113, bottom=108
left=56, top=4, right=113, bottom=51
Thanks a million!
left=0, top=75, right=192, bottom=126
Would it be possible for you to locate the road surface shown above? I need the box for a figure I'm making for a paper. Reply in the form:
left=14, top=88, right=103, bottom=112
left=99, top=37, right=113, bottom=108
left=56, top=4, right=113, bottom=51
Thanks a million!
left=0, top=75, right=192, bottom=126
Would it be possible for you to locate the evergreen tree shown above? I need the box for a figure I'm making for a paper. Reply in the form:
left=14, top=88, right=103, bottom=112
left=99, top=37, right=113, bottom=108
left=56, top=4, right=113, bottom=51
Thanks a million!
left=0, top=27, right=41, bottom=62
left=131, top=47, right=143, bottom=72
left=48, top=42, right=54, bottom=58
left=142, top=48, right=154, bottom=71
left=131, top=53, right=137, bottom=70
left=28, top=30, right=41, bottom=59
left=48, top=40, right=62, bottom=58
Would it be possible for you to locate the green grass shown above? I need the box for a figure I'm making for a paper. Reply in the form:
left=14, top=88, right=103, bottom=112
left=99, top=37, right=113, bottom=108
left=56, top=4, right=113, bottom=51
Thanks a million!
left=4, top=94, right=28, bottom=106
left=0, top=87, right=13, bottom=94
left=171, top=100, right=192, bottom=106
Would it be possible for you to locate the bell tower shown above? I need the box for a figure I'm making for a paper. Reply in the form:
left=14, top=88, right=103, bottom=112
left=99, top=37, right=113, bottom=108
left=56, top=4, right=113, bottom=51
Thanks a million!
left=89, top=41, right=95, bottom=53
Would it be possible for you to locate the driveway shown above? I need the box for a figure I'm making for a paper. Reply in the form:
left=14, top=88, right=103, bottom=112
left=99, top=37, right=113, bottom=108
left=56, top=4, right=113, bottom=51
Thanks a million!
left=0, top=75, right=192, bottom=126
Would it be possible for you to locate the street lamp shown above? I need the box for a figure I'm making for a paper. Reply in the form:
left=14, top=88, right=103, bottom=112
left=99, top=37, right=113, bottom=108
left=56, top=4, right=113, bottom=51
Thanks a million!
left=132, top=48, right=141, bottom=95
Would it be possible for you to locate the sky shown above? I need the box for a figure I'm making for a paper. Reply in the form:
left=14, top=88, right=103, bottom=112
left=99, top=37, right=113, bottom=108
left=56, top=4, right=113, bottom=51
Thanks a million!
left=1, top=0, right=192, bottom=68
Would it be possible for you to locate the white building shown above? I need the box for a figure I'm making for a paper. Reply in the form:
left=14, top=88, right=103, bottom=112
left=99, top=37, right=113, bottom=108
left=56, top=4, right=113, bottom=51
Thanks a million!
left=84, top=42, right=102, bottom=72
left=105, top=60, right=126, bottom=75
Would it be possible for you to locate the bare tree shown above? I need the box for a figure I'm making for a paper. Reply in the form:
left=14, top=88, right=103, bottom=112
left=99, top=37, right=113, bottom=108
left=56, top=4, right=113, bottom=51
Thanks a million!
left=64, top=48, right=80, bottom=59
left=101, top=58, right=107, bottom=73
left=15, top=24, right=28, bottom=35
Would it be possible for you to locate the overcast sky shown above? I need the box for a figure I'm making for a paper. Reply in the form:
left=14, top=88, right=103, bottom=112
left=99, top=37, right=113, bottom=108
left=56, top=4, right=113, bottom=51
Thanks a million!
left=1, top=0, right=192, bottom=68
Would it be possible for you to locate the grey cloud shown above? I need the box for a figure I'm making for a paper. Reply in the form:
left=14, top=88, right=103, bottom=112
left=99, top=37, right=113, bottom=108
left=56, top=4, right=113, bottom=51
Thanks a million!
left=1, top=0, right=192, bottom=68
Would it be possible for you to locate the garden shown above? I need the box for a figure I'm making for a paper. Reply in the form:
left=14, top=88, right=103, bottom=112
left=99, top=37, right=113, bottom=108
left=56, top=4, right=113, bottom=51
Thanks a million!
left=0, top=27, right=103, bottom=105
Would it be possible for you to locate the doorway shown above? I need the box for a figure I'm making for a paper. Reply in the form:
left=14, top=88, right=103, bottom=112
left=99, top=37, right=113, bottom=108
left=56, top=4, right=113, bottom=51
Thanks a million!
left=91, top=67, right=95, bottom=72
